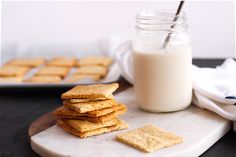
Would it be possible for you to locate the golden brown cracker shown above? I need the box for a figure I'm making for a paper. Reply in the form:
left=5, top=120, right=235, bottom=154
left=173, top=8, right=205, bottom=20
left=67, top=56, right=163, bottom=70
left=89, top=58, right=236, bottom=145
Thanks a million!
left=54, top=103, right=125, bottom=117
left=77, top=56, right=112, bottom=67
left=0, top=76, right=24, bottom=83
left=57, top=119, right=128, bottom=138
left=54, top=106, right=80, bottom=117
left=63, top=118, right=120, bottom=132
left=75, top=108, right=127, bottom=123
left=0, top=66, right=30, bottom=77
left=26, top=75, right=62, bottom=83
left=116, top=125, right=183, bottom=153
left=65, top=74, right=101, bottom=83
left=75, top=66, right=108, bottom=78
left=84, top=103, right=126, bottom=117
left=47, top=57, right=77, bottom=67
left=68, top=97, right=110, bottom=103
left=61, top=83, right=119, bottom=100
left=63, top=99, right=117, bottom=113
left=57, top=107, right=127, bottom=123
left=35, top=66, right=70, bottom=78
left=7, top=58, right=45, bottom=67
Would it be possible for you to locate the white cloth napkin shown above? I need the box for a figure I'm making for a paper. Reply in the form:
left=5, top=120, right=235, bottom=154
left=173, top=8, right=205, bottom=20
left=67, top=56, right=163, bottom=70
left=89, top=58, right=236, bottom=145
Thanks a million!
left=192, top=58, right=236, bottom=131
left=114, top=41, right=236, bottom=130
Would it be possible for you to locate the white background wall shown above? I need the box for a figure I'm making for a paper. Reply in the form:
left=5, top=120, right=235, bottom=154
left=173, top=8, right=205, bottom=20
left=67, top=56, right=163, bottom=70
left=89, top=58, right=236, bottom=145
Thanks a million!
left=1, top=1, right=235, bottom=59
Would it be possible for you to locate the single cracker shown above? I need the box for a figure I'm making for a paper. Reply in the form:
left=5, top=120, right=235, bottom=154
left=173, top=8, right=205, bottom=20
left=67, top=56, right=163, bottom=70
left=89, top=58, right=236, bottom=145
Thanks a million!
left=84, top=104, right=126, bottom=117
left=47, top=57, right=77, bottom=67
left=74, top=66, right=108, bottom=78
left=54, top=103, right=126, bottom=117
left=68, top=97, right=111, bottom=103
left=61, top=83, right=119, bottom=100
left=26, top=76, right=62, bottom=83
left=35, top=66, right=71, bottom=78
left=65, top=74, right=101, bottom=83
left=77, top=56, right=112, bottom=67
left=57, top=119, right=128, bottom=138
left=63, top=99, right=118, bottom=113
left=0, top=66, right=30, bottom=77
left=116, top=125, right=183, bottom=153
left=63, top=118, right=121, bottom=132
left=0, top=76, right=24, bottom=83
left=6, top=58, right=45, bottom=67
left=57, top=107, right=127, bottom=123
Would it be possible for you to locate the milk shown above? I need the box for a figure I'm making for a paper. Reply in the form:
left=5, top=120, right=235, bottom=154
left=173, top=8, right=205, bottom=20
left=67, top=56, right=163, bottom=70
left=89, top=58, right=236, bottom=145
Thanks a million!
left=133, top=47, right=192, bottom=112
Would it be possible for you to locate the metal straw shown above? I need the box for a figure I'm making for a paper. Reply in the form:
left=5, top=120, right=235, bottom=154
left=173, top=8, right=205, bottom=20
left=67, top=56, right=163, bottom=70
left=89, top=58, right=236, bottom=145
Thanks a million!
left=162, top=1, right=185, bottom=49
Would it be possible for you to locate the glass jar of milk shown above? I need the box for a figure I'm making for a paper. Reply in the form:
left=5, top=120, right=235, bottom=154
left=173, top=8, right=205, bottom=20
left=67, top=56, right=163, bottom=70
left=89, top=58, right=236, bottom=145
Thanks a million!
left=133, top=10, right=192, bottom=112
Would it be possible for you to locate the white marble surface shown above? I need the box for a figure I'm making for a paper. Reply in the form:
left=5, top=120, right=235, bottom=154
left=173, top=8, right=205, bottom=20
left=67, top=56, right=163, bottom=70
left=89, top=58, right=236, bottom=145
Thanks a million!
left=31, top=88, right=231, bottom=157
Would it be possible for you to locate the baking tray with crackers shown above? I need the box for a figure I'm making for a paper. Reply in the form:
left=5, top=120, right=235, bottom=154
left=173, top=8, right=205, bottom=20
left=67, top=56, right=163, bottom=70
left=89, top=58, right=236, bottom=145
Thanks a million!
left=0, top=56, right=121, bottom=88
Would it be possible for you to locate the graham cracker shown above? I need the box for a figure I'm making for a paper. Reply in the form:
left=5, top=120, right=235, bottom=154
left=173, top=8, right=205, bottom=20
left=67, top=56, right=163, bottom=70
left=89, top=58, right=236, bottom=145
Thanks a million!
left=65, top=74, right=101, bottom=83
left=57, top=107, right=127, bottom=123
left=63, top=99, right=118, bottom=113
left=68, top=97, right=111, bottom=103
left=57, top=119, right=128, bottom=138
left=6, top=58, right=45, bottom=67
left=74, top=66, right=108, bottom=78
left=26, top=75, right=62, bottom=83
left=76, top=56, right=112, bottom=67
left=54, top=103, right=126, bottom=117
left=63, top=118, right=120, bottom=132
left=35, top=66, right=71, bottom=78
left=0, top=66, right=30, bottom=77
left=116, top=125, right=183, bottom=153
left=47, top=57, right=77, bottom=67
left=61, top=83, right=119, bottom=100
left=0, top=76, right=24, bottom=83
left=84, top=103, right=126, bottom=117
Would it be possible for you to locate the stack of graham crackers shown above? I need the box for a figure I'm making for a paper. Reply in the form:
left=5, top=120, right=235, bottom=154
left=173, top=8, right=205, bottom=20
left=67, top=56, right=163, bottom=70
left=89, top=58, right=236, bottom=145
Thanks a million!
left=54, top=83, right=129, bottom=138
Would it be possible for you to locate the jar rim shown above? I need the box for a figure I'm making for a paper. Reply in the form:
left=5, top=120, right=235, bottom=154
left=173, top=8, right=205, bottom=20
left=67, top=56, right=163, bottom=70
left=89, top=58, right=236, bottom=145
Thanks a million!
left=136, top=10, right=186, bottom=20
left=135, top=10, right=188, bottom=32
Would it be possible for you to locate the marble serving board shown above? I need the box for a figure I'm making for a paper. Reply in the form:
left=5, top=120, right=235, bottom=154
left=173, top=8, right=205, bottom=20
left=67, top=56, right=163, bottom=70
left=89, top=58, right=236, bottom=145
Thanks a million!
left=31, top=88, right=231, bottom=157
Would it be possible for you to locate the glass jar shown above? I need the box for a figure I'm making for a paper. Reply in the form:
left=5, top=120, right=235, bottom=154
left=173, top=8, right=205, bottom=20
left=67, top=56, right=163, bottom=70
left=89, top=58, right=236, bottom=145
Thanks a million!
left=133, top=10, right=192, bottom=112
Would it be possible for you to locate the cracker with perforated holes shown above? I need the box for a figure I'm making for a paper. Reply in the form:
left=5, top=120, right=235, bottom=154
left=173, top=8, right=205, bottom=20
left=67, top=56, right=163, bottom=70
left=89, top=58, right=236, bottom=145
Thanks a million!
left=61, top=83, right=118, bottom=100
left=116, top=125, right=183, bottom=153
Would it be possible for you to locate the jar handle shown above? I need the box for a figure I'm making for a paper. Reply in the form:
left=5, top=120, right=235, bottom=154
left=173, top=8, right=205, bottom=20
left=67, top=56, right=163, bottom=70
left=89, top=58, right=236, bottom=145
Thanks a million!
left=115, top=40, right=134, bottom=84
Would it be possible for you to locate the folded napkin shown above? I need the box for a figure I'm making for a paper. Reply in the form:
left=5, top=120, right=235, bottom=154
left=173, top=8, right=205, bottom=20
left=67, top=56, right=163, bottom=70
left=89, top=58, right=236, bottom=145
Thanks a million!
left=192, top=58, right=236, bottom=131
left=114, top=41, right=236, bottom=130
